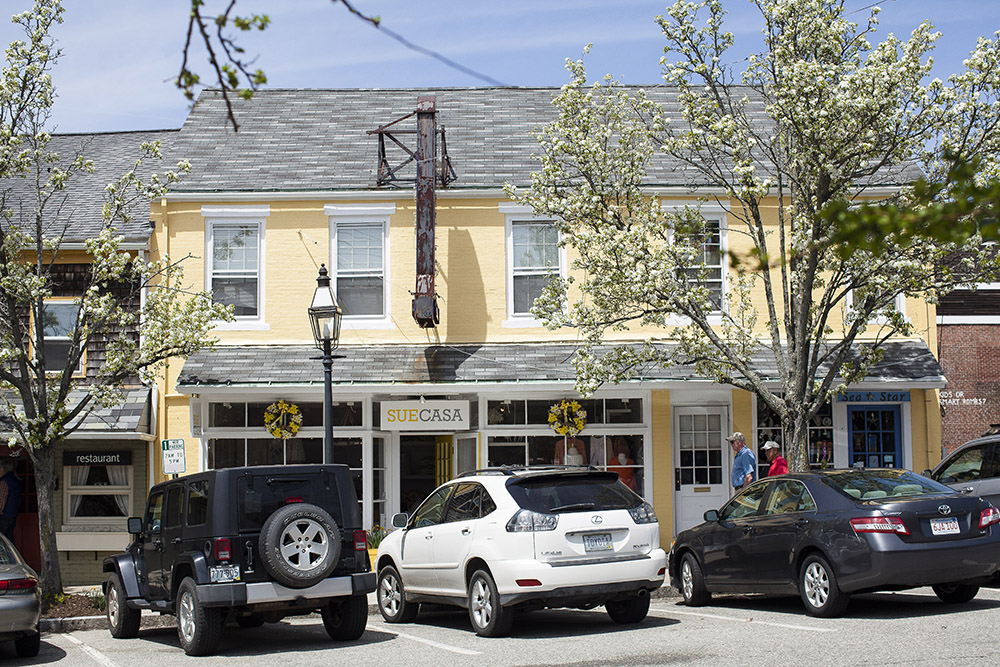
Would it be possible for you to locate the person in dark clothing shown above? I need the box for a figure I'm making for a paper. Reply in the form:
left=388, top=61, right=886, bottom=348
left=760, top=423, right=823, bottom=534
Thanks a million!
left=0, top=458, right=22, bottom=542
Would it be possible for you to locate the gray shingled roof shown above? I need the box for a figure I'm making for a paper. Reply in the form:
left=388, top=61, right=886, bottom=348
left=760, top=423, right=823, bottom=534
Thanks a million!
left=0, top=387, right=151, bottom=436
left=1, top=130, right=178, bottom=244
left=176, top=341, right=944, bottom=388
left=172, top=87, right=923, bottom=193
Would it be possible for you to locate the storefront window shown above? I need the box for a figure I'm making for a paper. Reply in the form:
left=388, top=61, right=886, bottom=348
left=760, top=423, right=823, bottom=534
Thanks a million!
left=755, top=394, right=833, bottom=474
left=65, top=464, right=131, bottom=522
left=487, top=398, right=641, bottom=427
left=487, top=433, right=645, bottom=496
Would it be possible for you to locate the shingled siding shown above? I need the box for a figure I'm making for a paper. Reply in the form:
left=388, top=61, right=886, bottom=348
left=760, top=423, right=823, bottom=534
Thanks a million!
left=938, top=324, right=1000, bottom=451
left=938, top=289, right=1000, bottom=315
left=47, top=263, right=141, bottom=384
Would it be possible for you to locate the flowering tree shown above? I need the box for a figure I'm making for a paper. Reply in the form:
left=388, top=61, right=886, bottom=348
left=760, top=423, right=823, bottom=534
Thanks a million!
left=0, top=1, right=231, bottom=597
left=510, top=0, right=1000, bottom=471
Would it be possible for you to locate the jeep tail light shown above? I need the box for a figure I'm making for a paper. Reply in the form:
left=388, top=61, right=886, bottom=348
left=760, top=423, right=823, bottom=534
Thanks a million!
left=285, top=496, right=303, bottom=504
left=0, top=577, right=37, bottom=594
left=980, top=506, right=1000, bottom=529
left=850, top=516, right=910, bottom=535
left=353, top=529, right=367, bottom=551
left=506, top=509, right=558, bottom=532
left=214, top=537, right=232, bottom=561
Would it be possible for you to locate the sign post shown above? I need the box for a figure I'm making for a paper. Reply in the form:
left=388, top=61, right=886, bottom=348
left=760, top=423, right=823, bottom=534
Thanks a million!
left=161, top=439, right=186, bottom=477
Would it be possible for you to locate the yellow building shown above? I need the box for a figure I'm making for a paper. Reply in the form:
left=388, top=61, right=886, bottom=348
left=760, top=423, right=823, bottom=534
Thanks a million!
left=145, top=88, right=944, bottom=555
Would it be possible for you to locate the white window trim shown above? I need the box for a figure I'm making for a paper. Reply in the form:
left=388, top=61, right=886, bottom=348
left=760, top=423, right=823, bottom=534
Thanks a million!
left=660, top=200, right=728, bottom=325
left=500, top=203, right=566, bottom=328
left=38, top=298, right=85, bottom=377
left=326, top=204, right=394, bottom=329
left=845, top=290, right=910, bottom=326
left=203, top=205, right=269, bottom=330
left=62, top=465, right=133, bottom=527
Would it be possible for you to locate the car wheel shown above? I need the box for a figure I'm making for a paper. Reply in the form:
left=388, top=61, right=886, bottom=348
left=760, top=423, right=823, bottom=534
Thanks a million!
left=680, top=554, right=711, bottom=606
left=235, top=614, right=265, bottom=628
left=106, top=572, right=141, bottom=639
left=468, top=569, right=513, bottom=638
left=14, top=624, right=40, bottom=658
left=176, top=577, right=224, bottom=656
left=799, top=554, right=849, bottom=618
left=377, top=565, right=419, bottom=623
left=321, top=595, right=368, bottom=640
left=259, top=503, right=341, bottom=588
left=606, top=593, right=651, bottom=624
left=932, top=582, right=980, bottom=603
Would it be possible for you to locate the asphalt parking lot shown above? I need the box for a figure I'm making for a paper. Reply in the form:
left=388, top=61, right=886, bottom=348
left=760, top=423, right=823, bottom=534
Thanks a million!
left=15, top=587, right=1000, bottom=666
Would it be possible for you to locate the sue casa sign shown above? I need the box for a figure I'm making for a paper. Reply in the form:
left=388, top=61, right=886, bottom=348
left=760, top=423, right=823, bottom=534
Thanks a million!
left=381, top=400, right=470, bottom=431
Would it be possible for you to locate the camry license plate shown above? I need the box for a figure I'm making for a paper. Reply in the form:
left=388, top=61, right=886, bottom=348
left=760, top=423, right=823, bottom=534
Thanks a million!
left=930, top=517, right=960, bottom=536
left=583, top=533, right=613, bottom=552
left=210, top=565, right=241, bottom=583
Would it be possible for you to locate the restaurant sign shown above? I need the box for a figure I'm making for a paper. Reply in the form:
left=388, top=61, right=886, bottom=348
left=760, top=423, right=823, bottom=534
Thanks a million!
left=381, top=400, right=470, bottom=431
left=62, top=450, right=132, bottom=466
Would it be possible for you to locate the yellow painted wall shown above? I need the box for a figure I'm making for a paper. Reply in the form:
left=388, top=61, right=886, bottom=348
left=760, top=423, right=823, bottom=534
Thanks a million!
left=651, top=389, right=672, bottom=548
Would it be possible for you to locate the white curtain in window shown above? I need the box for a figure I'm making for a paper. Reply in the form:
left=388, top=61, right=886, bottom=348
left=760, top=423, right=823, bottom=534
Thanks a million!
left=107, top=466, right=130, bottom=516
left=69, top=466, right=89, bottom=516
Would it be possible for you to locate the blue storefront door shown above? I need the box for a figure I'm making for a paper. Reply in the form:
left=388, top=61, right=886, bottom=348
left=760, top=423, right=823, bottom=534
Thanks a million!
left=848, top=405, right=902, bottom=468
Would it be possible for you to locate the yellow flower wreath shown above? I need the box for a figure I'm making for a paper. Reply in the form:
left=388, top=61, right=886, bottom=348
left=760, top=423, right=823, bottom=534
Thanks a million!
left=264, top=399, right=303, bottom=439
left=548, top=399, right=587, bottom=438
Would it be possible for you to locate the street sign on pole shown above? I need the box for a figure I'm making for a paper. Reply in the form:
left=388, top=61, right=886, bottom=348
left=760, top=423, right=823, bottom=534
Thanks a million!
left=161, top=439, right=186, bottom=475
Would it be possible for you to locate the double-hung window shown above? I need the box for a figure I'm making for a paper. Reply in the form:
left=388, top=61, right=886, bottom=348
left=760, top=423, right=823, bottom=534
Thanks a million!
left=40, top=299, right=84, bottom=375
left=326, top=204, right=394, bottom=326
left=204, top=206, right=268, bottom=326
left=501, top=204, right=563, bottom=325
left=678, top=217, right=724, bottom=311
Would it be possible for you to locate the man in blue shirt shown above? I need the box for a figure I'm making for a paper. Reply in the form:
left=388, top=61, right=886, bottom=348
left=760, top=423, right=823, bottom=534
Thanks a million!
left=727, top=432, right=756, bottom=492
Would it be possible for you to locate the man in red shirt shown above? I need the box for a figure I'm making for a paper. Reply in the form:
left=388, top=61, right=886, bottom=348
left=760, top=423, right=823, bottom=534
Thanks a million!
left=763, top=441, right=789, bottom=476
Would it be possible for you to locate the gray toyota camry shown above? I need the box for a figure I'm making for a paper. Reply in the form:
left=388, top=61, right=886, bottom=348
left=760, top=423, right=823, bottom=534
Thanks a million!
left=668, top=468, right=1000, bottom=617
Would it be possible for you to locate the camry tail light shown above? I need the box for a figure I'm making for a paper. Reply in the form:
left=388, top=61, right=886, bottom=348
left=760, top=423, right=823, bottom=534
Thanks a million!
left=213, top=537, right=232, bottom=561
left=980, top=506, right=1000, bottom=529
left=850, top=516, right=910, bottom=535
left=0, top=577, right=37, bottom=595
left=506, top=509, right=558, bottom=532
left=353, top=529, right=367, bottom=551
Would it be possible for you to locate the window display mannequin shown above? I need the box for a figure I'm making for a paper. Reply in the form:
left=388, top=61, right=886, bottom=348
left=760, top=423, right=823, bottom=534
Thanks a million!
left=607, top=437, right=636, bottom=490
left=553, top=436, right=587, bottom=466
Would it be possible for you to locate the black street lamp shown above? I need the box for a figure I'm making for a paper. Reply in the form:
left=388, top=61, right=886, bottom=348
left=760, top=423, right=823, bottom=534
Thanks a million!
left=308, top=264, right=342, bottom=464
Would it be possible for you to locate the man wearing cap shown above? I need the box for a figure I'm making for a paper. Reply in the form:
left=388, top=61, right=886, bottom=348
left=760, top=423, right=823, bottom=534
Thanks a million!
left=762, top=440, right=789, bottom=476
left=727, top=432, right=756, bottom=492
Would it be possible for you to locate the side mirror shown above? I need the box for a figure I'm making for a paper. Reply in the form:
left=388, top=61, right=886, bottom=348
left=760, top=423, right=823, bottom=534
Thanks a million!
left=920, top=469, right=932, bottom=477
left=391, top=512, right=408, bottom=529
left=127, top=517, right=143, bottom=535
left=703, top=509, right=719, bottom=522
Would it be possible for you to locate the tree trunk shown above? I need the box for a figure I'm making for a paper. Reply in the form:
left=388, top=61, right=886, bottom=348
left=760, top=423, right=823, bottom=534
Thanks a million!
left=786, top=413, right=811, bottom=473
left=30, top=446, right=63, bottom=599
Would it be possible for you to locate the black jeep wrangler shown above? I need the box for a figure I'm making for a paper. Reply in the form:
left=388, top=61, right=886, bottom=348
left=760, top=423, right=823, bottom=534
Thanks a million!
left=102, top=464, right=376, bottom=656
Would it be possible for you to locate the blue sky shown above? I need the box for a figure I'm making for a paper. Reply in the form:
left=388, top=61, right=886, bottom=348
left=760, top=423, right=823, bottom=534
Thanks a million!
left=1, top=0, right=998, bottom=133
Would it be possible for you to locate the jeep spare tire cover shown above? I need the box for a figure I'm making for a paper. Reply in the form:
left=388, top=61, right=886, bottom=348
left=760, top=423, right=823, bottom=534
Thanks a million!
left=259, top=503, right=341, bottom=588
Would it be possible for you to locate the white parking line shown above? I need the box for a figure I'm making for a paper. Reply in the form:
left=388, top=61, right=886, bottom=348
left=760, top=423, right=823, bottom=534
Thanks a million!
left=61, top=633, right=123, bottom=667
left=655, top=608, right=838, bottom=633
left=371, top=623, right=482, bottom=655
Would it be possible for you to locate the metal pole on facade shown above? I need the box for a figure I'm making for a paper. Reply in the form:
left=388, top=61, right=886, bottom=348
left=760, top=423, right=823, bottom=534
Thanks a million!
left=308, top=264, right=342, bottom=466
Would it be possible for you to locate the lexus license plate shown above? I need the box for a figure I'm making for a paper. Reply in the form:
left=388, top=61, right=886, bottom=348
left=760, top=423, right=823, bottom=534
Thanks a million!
left=210, top=564, right=241, bottom=583
left=583, top=533, right=613, bottom=552
left=930, top=517, right=960, bottom=536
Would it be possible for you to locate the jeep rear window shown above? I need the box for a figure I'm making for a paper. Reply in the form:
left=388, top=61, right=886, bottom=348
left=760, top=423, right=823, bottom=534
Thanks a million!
left=507, top=474, right=640, bottom=512
left=238, top=475, right=341, bottom=532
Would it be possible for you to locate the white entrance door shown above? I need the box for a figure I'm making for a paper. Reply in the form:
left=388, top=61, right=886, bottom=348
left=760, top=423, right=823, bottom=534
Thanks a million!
left=674, top=406, right=729, bottom=533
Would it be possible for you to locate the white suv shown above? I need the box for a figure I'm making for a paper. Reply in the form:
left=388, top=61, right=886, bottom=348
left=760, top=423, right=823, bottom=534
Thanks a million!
left=373, top=466, right=667, bottom=637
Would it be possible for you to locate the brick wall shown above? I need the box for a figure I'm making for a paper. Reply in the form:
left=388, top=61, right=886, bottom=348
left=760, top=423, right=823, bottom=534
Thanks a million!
left=59, top=551, right=116, bottom=587
left=937, top=324, right=1000, bottom=452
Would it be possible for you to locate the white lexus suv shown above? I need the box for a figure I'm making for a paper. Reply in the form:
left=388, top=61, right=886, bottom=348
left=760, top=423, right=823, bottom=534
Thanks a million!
left=373, top=466, right=667, bottom=637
